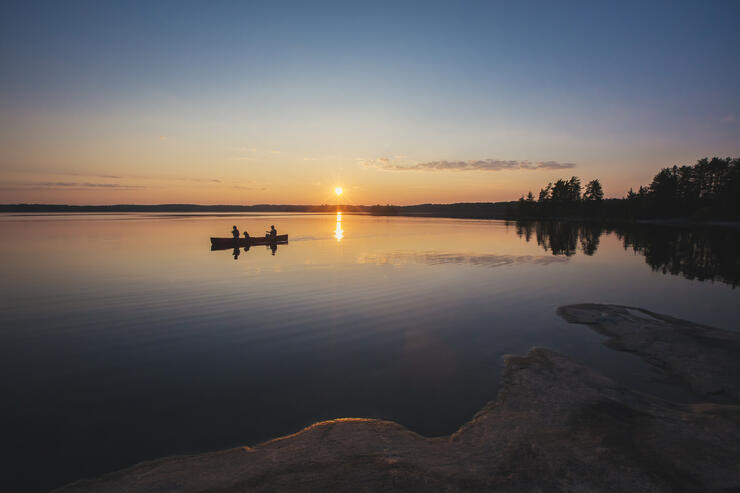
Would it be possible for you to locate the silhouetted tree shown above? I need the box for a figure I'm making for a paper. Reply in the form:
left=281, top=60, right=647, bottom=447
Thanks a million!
left=582, top=179, right=604, bottom=218
left=517, top=191, right=537, bottom=217
left=538, top=183, right=552, bottom=203
left=583, top=179, right=604, bottom=202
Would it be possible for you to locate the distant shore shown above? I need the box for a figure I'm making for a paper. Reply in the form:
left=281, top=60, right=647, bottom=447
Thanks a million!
left=5, top=202, right=740, bottom=227
left=0, top=202, right=513, bottom=219
left=4, top=203, right=740, bottom=227
left=55, top=304, right=740, bottom=492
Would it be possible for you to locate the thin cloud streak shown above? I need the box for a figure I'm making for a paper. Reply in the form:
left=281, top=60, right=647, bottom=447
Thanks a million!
left=39, top=182, right=144, bottom=188
left=21, top=171, right=222, bottom=183
left=362, top=158, right=577, bottom=171
left=0, top=182, right=146, bottom=191
left=176, top=177, right=222, bottom=183
left=232, top=185, right=267, bottom=191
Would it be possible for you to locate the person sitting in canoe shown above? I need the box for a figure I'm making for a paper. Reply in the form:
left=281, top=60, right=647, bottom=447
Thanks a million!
left=243, top=230, right=250, bottom=241
left=267, top=225, right=277, bottom=239
left=232, top=225, right=239, bottom=239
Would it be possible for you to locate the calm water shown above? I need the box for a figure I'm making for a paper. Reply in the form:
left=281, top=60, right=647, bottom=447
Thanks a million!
left=1, top=213, right=738, bottom=492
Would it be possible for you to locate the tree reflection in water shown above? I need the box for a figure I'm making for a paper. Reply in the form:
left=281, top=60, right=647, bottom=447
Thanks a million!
left=513, top=221, right=740, bottom=287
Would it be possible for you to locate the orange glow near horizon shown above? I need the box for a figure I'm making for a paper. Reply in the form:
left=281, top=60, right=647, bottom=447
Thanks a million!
left=0, top=144, right=669, bottom=206
left=0, top=159, right=663, bottom=206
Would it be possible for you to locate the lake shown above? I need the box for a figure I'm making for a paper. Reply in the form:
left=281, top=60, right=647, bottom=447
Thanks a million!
left=1, top=213, right=738, bottom=492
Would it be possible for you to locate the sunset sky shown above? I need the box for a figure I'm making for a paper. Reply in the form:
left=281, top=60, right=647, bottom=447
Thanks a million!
left=1, top=1, right=738, bottom=205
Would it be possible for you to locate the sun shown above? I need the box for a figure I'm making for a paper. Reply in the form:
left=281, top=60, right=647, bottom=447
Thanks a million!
left=335, top=187, right=343, bottom=196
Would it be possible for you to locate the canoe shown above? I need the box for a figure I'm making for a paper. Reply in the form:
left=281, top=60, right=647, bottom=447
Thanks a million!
left=210, top=235, right=288, bottom=248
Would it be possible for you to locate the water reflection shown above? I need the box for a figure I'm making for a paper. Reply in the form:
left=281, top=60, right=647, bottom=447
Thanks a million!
left=616, top=225, right=740, bottom=287
left=514, top=220, right=740, bottom=287
left=334, top=212, right=344, bottom=241
left=359, top=251, right=568, bottom=267
left=2, top=213, right=739, bottom=492
left=513, top=221, right=602, bottom=257
left=216, top=242, right=278, bottom=259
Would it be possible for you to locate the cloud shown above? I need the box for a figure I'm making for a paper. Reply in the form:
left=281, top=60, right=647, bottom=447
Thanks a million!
left=84, top=174, right=124, bottom=179
left=54, top=172, right=124, bottom=179
left=0, top=181, right=146, bottom=191
left=232, top=185, right=267, bottom=190
left=361, top=158, right=576, bottom=171
left=270, top=150, right=281, bottom=154
left=41, top=182, right=144, bottom=189
left=534, top=161, right=578, bottom=169
left=303, top=157, right=317, bottom=161
left=722, top=114, right=737, bottom=123
left=77, top=182, right=143, bottom=188
left=58, top=172, right=220, bottom=183
left=176, top=177, right=222, bottom=183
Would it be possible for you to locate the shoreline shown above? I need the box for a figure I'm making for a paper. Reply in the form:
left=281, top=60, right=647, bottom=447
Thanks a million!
left=2, top=207, right=739, bottom=228
left=56, top=305, right=740, bottom=492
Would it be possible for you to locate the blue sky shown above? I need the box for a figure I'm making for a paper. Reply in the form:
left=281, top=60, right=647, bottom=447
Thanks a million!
left=1, top=0, right=738, bottom=204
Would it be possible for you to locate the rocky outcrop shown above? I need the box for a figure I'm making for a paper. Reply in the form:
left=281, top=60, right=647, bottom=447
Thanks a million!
left=57, top=307, right=740, bottom=492
left=558, top=304, right=740, bottom=402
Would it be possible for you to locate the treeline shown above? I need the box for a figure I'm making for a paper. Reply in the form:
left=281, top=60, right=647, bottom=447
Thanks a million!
left=514, top=157, right=740, bottom=220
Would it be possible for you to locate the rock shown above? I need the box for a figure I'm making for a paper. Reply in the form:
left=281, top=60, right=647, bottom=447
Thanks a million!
left=558, top=304, right=740, bottom=402
left=56, top=344, right=740, bottom=492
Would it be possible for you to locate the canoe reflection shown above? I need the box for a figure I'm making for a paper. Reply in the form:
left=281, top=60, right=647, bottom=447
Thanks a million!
left=211, top=239, right=286, bottom=259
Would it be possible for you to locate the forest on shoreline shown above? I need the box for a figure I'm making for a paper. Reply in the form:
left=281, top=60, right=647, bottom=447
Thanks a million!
left=514, top=157, right=739, bottom=220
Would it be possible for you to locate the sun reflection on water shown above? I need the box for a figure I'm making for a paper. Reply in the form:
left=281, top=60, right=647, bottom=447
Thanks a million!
left=334, top=212, right=344, bottom=241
